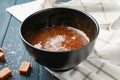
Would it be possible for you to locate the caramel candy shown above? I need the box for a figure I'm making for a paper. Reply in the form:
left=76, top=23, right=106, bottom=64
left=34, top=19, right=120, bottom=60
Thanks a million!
left=0, top=67, right=12, bottom=80
left=0, top=52, right=5, bottom=62
left=18, top=61, right=31, bottom=74
left=0, top=48, right=2, bottom=52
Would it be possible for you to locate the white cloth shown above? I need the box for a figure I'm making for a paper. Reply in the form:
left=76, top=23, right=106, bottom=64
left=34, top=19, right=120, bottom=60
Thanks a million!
left=6, top=0, right=120, bottom=80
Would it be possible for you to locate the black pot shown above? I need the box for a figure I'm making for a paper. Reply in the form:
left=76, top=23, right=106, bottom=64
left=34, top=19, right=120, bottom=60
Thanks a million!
left=20, top=8, right=99, bottom=71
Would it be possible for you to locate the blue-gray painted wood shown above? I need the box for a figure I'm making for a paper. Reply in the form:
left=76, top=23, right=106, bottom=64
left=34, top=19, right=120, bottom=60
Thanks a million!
left=0, top=0, right=16, bottom=46
left=0, top=0, right=70, bottom=79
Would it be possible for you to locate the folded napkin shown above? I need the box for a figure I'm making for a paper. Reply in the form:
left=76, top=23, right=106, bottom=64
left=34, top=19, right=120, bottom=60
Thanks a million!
left=6, top=0, right=120, bottom=80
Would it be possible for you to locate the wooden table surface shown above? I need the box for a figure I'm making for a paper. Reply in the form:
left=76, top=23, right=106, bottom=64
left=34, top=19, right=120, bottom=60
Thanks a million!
left=0, top=0, right=69, bottom=80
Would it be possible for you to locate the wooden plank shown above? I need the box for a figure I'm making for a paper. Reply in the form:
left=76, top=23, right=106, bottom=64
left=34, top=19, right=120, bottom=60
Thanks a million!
left=0, top=0, right=16, bottom=46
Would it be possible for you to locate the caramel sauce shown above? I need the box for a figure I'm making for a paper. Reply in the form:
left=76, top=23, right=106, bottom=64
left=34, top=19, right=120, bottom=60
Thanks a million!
left=30, top=26, right=89, bottom=51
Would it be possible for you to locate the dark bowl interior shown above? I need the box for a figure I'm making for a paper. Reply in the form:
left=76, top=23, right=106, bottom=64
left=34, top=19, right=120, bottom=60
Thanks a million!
left=20, top=8, right=99, bottom=71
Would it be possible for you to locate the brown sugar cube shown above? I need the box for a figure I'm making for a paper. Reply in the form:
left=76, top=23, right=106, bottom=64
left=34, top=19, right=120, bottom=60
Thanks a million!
left=18, top=61, right=31, bottom=74
left=0, top=67, right=12, bottom=80
left=0, top=52, right=5, bottom=62
left=0, top=48, right=2, bottom=52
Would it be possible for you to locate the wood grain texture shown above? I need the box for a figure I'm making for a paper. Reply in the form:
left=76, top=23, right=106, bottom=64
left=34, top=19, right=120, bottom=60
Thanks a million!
left=0, top=0, right=16, bottom=46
